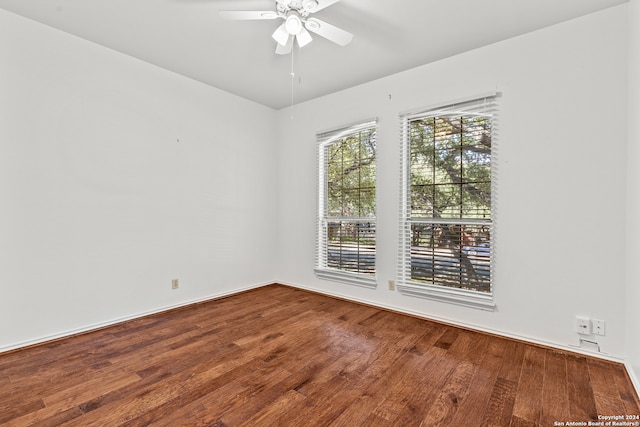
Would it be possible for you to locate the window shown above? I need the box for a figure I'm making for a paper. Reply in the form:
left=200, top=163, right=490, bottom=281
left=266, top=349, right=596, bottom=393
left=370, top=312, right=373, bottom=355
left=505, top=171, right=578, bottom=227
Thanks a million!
left=315, top=119, right=377, bottom=288
left=398, top=95, right=496, bottom=310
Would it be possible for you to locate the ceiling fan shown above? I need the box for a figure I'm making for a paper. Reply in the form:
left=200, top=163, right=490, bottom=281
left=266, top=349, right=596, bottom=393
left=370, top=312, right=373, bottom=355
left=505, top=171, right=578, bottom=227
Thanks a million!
left=220, top=0, right=353, bottom=55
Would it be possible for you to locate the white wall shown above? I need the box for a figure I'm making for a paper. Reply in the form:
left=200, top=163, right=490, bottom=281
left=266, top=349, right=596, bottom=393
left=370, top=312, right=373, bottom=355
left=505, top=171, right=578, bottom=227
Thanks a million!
left=276, top=6, right=629, bottom=359
left=0, top=9, right=278, bottom=351
left=627, top=0, right=640, bottom=388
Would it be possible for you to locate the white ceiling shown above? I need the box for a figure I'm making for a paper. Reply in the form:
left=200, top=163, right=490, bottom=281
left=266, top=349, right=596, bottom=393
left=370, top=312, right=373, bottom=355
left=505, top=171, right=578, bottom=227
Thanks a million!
left=0, top=0, right=628, bottom=109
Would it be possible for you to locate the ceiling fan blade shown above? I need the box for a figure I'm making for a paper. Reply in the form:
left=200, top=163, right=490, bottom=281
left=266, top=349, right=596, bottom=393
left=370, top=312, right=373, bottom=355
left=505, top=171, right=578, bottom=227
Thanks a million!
left=313, top=0, right=342, bottom=13
left=304, top=17, right=353, bottom=46
left=296, top=27, right=313, bottom=48
left=276, top=36, right=294, bottom=55
left=219, top=10, right=279, bottom=20
left=272, top=23, right=290, bottom=46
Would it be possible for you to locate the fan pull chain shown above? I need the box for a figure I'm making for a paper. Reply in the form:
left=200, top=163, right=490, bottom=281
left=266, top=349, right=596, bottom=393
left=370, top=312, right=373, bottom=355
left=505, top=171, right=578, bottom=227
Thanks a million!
left=290, top=44, right=295, bottom=119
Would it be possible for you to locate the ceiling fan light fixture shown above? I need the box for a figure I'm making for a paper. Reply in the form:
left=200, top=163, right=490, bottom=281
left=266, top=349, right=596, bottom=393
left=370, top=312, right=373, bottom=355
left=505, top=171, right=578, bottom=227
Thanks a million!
left=284, top=13, right=303, bottom=35
left=296, top=27, right=313, bottom=47
left=272, top=23, right=290, bottom=46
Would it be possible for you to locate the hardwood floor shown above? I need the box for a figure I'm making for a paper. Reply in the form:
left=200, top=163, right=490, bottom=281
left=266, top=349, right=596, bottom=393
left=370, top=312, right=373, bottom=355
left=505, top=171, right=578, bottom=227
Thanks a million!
left=1, top=284, right=638, bottom=426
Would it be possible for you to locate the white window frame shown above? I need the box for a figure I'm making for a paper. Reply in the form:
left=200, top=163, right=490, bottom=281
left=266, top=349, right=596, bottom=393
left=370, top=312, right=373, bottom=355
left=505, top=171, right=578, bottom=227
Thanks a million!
left=315, top=119, right=377, bottom=289
left=398, top=94, right=497, bottom=310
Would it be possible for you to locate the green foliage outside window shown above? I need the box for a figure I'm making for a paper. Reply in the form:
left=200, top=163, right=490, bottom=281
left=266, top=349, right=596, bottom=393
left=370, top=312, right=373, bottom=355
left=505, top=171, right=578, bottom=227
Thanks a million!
left=326, top=129, right=376, bottom=219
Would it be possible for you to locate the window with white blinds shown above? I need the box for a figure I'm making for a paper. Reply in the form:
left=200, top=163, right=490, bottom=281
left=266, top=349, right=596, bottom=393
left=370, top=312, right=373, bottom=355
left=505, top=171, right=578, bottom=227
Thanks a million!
left=315, top=119, right=377, bottom=288
left=398, top=94, right=496, bottom=310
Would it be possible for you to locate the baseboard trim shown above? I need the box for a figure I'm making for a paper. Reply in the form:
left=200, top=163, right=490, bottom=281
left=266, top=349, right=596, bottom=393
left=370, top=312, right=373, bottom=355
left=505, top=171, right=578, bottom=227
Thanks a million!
left=0, top=281, right=272, bottom=355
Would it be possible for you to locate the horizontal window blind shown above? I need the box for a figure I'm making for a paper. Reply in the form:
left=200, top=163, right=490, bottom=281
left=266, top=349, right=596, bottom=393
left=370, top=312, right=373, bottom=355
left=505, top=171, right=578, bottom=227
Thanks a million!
left=316, top=119, right=377, bottom=287
left=398, top=95, right=496, bottom=309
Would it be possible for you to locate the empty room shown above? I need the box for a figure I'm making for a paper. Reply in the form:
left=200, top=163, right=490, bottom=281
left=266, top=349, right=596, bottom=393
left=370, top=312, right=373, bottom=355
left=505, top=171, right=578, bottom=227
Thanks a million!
left=1, top=0, right=639, bottom=425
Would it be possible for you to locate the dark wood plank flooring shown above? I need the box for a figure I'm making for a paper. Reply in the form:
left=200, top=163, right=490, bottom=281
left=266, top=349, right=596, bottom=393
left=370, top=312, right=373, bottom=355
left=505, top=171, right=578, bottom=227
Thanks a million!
left=1, top=284, right=638, bottom=426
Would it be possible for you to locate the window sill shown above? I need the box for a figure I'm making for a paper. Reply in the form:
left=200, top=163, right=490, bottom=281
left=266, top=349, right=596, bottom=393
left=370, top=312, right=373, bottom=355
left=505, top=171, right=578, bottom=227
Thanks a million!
left=397, top=282, right=495, bottom=311
left=314, top=269, right=377, bottom=289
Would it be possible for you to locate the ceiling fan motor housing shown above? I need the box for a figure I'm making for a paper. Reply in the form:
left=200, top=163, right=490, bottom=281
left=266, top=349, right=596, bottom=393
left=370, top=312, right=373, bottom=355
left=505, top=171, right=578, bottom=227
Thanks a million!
left=277, top=0, right=319, bottom=17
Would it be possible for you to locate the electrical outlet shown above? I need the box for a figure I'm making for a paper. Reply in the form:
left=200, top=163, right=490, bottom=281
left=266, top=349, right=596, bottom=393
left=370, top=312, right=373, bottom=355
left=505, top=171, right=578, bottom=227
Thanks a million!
left=171, top=279, right=179, bottom=290
left=388, top=280, right=395, bottom=291
left=592, top=319, right=605, bottom=336
left=576, top=316, right=591, bottom=335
